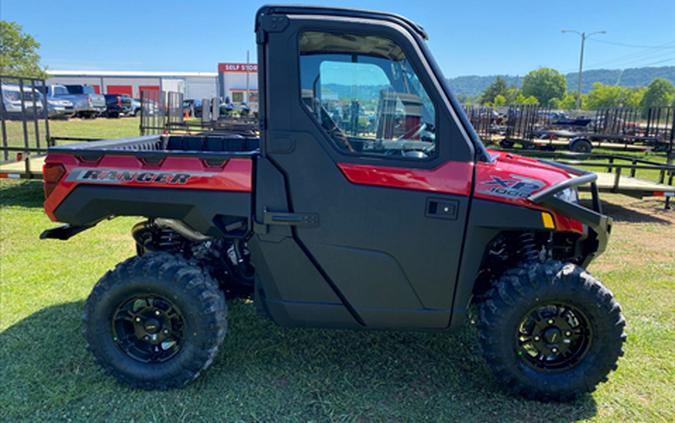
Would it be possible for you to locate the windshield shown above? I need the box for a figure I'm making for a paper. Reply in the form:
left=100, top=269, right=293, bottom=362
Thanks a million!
left=300, top=31, right=437, bottom=160
left=65, top=85, right=95, bottom=95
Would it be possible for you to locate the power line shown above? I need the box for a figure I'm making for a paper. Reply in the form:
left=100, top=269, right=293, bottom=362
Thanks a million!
left=588, top=39, right=675, bottom=49
left=585, top=47, right=675, bottom=68
left=637, top=58, right=675, bottom=67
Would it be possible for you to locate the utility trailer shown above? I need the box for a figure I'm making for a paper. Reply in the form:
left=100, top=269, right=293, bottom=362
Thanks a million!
left=499, top=149, right=674, bottom=208
left=0, top=75, right=51, bottom=179
left=39, top=5, right=627, bottom=401
left=500, top=105, right=675, bottom=154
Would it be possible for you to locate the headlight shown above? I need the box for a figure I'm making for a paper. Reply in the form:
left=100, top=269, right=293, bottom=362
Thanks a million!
left=555, top=187, right=579, bottom=203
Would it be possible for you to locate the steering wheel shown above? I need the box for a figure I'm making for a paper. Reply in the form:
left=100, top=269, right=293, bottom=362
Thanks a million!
left=319, top=106, right=354, bottom=152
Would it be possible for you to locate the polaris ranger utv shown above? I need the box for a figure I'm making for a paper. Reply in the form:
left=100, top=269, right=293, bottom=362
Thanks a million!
left=41, top=6, right=625, bottom=401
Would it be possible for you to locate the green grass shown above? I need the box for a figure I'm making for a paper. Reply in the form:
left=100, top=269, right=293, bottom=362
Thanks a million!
left=1, top=180, right=673, bottom=422
left=2, top=117, right=141, bottom=149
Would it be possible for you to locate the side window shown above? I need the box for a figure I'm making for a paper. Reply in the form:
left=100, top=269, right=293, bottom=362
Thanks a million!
left=299, top=31, right=437, bottom=160
left=53, top=86, right=68, bottom=96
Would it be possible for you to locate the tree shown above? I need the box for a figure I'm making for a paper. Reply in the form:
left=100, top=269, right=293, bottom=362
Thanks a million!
left=585, top=83, right=645, bottom=110
left=478, top=76, right=508, bottom=104
left=514, top=93, right=539, bottom=105
left=639, top=78, right=675, bottom=116
left=0, top=21, right=46, bottom=78
left=550, top=94, right=579, bottom=110
left=521, top=68, right=566, bottom=106
left=493, top=94, right=507, bottom=106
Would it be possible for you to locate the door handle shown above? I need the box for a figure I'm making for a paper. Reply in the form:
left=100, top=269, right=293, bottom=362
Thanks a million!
left=263, top=210, right=319, bottom=227
left=426, top=198, right=459, bottom=220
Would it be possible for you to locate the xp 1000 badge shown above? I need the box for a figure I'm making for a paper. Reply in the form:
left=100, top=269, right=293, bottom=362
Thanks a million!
left=479, top=175, right=544, bottom=199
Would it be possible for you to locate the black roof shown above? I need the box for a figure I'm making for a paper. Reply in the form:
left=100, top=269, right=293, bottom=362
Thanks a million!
left=256, top=5, right=428, bottom=40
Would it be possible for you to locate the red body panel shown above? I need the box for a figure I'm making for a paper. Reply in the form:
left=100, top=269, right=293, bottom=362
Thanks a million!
left=337, top=161, right=473, bottom=196
left=337, top=149, right=583, bottom=234
left=43, top=153, right=253, bottom=222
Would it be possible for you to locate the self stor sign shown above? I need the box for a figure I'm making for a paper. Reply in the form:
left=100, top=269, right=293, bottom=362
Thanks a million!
left=218, top=63, right=258, bottom=73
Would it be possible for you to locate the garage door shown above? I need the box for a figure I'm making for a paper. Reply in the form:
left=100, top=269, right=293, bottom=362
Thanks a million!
left=107, top=85, right=133, bottom=96
left=139, top=85, right=160, bottom=93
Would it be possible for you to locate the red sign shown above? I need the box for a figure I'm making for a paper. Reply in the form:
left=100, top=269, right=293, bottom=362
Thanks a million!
left=218, top=63, right=258, bottom=73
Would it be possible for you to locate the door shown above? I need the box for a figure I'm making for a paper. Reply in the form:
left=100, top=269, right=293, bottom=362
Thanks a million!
left=253, top=13, right=475, bottom=329
left=106, top=85, right=133, bottom=96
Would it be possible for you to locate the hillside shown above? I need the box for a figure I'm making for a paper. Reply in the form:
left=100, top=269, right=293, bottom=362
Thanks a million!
left=446, top=66, right=675, bottom=97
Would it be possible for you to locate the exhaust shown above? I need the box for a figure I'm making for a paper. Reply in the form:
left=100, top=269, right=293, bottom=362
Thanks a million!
left=154, top=218, right=211, bottom=241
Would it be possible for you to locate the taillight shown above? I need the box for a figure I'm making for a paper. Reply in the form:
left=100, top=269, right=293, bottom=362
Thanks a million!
left=43, top=163, right=65, bottom=199
left=117, top=96, right=122, bottom=106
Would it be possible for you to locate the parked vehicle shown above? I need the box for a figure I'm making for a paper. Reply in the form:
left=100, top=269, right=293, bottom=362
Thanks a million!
left=40, top=6, right=625, bottom=401
left=130, top=98, right=141, bottom=116
left=104, top=94, right=133, bottom=117
left=47, top=98, right=75, bottom=119
left=1, top=83, right=45, bottom=119
left=46, top=84, right=106, bottom=118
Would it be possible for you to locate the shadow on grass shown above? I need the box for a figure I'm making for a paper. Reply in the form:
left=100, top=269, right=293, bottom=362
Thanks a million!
left=1, top=300, right=598, bottom=421
left=580, top=198, right=671, bottom=224
left=0, top=180, right=44, bottom=208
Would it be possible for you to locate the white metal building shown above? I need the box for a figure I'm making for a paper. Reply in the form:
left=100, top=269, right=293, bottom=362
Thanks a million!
left=46, top=70, right=219, bottom=100
left=47, top=64, right=260, bottom=106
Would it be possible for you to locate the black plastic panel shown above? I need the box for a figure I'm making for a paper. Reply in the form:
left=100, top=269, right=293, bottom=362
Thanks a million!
left=54, top=185, right=251, bottom=237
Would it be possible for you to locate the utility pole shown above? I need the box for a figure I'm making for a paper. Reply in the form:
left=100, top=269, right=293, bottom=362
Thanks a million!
left=245, top=50, right=250, bottom=104
left=562, top=29, right=606, bottom=109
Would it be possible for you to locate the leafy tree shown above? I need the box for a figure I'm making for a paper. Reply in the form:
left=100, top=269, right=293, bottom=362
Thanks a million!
left=514, top=93, right=539, bottom=105
left=585, top=83, right=622, bottom=109
left=585, top=83, right=645, bottom=110
left=505, top=87, right=521, bottom=104
left=0, top=21, right=46, bottom=78
left=521, top=68, right=566, bottom=106
left=639, top=78, right=674, bottom=116
left=455, top=94, right=472, bottom=105
left=550, top=94, right=579, bottom=110
left=493, top=94, right=507, bottom=106
left=478, top=76, right=508, bottom=104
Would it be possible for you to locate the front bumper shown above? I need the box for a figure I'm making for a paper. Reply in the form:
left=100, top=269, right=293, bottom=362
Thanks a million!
left=529, top=160, right=612, bottom=267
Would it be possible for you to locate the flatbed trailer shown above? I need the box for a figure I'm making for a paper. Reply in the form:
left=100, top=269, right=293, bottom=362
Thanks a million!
left=500, top=104, right=674, bottom=154
left=498, top=135, right=651, bottom=152
left=590, top=172, right=674, bottom=199
left=501, top=149, right=674, bottom=207
left=0, top=137, right=101, bottom=180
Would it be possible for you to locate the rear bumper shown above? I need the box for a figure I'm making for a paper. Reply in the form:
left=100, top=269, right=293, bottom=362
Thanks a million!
left=529, top=160, right=612, bottom=266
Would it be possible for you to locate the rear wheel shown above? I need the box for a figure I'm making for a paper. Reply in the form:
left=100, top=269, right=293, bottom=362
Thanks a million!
left=499, top=139, right=515, bottom=148
left=477, top=260, right=626, bottom=401
left=83, top=252, right=227, bottom=389
left=570, top=138, right=592, bottom=153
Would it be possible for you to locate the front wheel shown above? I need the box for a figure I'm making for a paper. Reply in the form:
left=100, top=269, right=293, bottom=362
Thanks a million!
left=477, top=260, right=626, bottom=401
left=83, top=252, right=227, bottom=389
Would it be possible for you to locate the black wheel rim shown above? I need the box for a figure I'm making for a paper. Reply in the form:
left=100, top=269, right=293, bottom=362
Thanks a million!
left=515, top=303, right=592, bottom=372
left=112, top=295, right=185, bottom=363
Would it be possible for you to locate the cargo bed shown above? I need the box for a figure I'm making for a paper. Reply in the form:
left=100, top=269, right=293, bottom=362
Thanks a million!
left=43, top=134, right=260, bottom=238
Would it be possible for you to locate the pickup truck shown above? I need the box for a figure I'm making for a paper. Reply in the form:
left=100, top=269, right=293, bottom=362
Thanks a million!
left=41, top=5, right=625, bottom=401
left=1, top=83, right=45, bottom=119
left=45, top=84, right=106, bottom=118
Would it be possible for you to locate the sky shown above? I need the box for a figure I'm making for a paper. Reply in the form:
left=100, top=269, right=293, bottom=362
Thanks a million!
left=2, top=0, right=674, bottom=77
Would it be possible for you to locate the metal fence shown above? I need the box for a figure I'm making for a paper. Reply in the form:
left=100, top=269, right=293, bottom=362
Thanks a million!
left=139, top=90, right=184, bottom=135
left=464, top=105, right=499, bottom=140
left=498, top=104, right=674, bottom=153
left=0, top=75, right=51, bottom=162
left=503, top=104, right=551, bottom=142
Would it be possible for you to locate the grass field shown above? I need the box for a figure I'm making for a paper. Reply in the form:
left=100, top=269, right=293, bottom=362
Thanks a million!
left=2, top=116, right=142, bottom=148
left=0, top=118, right=674, bottom=421
left=1, top=187, right=674, bottom=421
